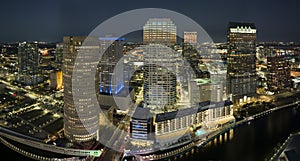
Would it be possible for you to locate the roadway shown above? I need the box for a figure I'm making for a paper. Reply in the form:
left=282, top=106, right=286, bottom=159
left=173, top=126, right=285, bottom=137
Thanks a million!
left=0, top=79, right=63, bottom=105
left=0, top=126, right=102, bottom=157
left=97, top=88, right=143, bottom=161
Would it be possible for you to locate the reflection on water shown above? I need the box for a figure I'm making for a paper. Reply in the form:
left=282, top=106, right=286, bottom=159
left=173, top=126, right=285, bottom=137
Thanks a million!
left=224, top=132, right=227, bottom=142
left=177, top=106, right=300, bottom=161
left=229, top=129, right=234, bottom=141
left=209, top=129, right=234, bottom=147
left=213, top=137, right=217, bottom=145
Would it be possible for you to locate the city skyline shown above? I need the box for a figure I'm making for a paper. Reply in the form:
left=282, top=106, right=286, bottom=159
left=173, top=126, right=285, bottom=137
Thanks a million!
left=1, top=5, right=300, bottom=161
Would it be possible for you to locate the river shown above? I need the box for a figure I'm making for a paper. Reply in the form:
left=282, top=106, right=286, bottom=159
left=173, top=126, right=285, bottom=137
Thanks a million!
left=1, top=106, right=300, bottom=161
left=177, top=105, right=300, bottom=161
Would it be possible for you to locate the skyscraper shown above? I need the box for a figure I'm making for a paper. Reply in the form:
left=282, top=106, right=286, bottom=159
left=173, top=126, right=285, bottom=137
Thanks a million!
left=98, top=37, right=124, bottom=95
left=267, top=55, right=291, bottom=92
left=184, top=31, right=197, bottom=44
left=17, top=42, right=43, bottom=86
left=143, top=18, right=177, bottom=45
left=143, top=44, right=178, bottom=113
left=55, top=43, right=64, bottom=70
left=227, top=22, right=257, bottom=103
left=63, top=36, right=99, bottom=142
left=142, top=18, right=179, bottom=113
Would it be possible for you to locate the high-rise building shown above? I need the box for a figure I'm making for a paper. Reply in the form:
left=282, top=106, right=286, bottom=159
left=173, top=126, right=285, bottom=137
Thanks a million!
left=142, top=18, right=179, bottom=113
left=256, top=42, right=293, bottom=92
left=63, top=36, right=99, bottom=142
left=17, top=42, right=43, bottom=86
left=50, top=70, right=63, bottom=90
left=98, top=37, right=124, bottom=95
left=184, top=32, right=197, bottom=44
left=143, top=44, right=178, bottom=113
left=227, top=22, right=257, bottom=103
left=55, top=43, right=64, bottom=70
left=143, top=18, right=177, bottom=45
left=97, top=37, right=134, bottom=111
left=267, top=55, right=291, bottom=92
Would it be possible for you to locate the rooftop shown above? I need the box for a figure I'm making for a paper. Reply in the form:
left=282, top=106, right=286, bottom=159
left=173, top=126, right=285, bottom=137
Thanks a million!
left=228, top=22, right=256, bottom=29
left=132, top=107, right=152, bottom=120
left=155, top=101, right=233, bottom=122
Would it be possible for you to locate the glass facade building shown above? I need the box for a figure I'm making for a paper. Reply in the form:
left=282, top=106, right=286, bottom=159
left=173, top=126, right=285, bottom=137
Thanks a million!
left=143, top=18, right=177, bottom=45
left=63, top=36, right=99, bottom=143
left=130, top=107, right=154, bottom=145
left=98, top=37, right=124, bottom=95
left=143, top=44, right=178, bottom=113
left=227, top=22, right=257, bottom=103
left=267, top=55, right=291, bottom=92
left=17, top=42, right=43, bottom=86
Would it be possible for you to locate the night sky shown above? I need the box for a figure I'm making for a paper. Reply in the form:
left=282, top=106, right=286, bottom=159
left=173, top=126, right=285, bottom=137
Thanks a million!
left=1, top=0, right=299, bottom=43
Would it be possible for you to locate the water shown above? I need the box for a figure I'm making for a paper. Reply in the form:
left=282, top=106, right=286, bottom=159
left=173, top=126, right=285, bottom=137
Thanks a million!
left=178, top=106, right=300, bottom=161
left=1, top=106, right=300, bottom=161
left=0, top=142, right=33, bottom=161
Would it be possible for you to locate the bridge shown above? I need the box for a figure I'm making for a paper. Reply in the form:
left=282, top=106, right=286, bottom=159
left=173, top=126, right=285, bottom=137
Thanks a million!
left=0, top=126, right=101, bottom=157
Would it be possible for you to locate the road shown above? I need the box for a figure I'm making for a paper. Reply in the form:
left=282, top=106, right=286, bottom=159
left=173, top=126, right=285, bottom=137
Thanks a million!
left=98, top=91, right=137, bottom=161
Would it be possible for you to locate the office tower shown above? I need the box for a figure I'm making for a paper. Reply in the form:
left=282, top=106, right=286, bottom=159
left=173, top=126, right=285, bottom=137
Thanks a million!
left=143, top=18, right=177, bottom=45
left=184, top=32, right=197, bottom=44
left=63, top=36, right=99, bottom=142
left=98, top=37, right=124, bottom=95
left=17, top=42, right=43, bottom=85
left=50, top=70, right=63, bottom=90
left=143, top=44, right=178, bottom=113
left=55, top=43, right=64, bottom=70
left=267, top=55, right=291, bottom=92
left=227, top=22, right=257, bottom=103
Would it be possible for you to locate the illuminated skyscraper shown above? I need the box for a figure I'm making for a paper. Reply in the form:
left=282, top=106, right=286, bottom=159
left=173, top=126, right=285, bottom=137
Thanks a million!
left=98, top=37, right=124, bottom=95
left=63, top=36, right=99, bottom=142
left=17, top=42, right=43, bottom=85
left=142, top=18, right=178, bottom=113
left=143, top=44, right=178, bottom=113
left=143, top=18, right=177, bottom=45
left=267, top=55, right=291, bottom=92
left=184, top=31, right=197, bottom=44
left=50, top=70, right=63, bottom=90
left=227, top=22, right=257, bottom=103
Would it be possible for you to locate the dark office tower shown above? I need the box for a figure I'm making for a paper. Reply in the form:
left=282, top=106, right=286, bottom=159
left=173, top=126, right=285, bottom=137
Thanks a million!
left=227, top=22, right=257, bottom=103
left=63, top=36, right=99, bottom=143
left=17, top=42, right=43, bottom=86
left=143, top=18, right=177, bottom=45
left=98, top=37, right=124, bottom=95
left=267, top=55, right=291, bottom=92
left=55, top=43, right=63, bottom=70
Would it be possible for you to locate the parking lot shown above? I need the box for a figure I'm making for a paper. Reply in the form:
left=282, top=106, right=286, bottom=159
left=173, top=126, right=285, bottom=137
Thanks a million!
left=2, top=103, right=63, bottom=141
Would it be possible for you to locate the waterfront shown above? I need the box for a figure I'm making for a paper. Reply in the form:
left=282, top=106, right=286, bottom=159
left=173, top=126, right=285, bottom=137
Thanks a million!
left=1, top=105, right=299, bottom=161
left=177, top=105, right=300, bottom=161
left=0, top=141, right=32, bottom=161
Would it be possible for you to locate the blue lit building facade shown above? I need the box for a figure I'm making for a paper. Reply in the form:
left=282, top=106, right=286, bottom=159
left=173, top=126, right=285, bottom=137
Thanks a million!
left=130, top=107, right=154, bottom=146
left=98, top=37, right=124, bottom=95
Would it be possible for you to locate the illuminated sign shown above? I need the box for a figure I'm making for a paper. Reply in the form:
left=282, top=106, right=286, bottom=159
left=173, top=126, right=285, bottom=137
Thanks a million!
left=230, top=26, right=256, bottom=34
